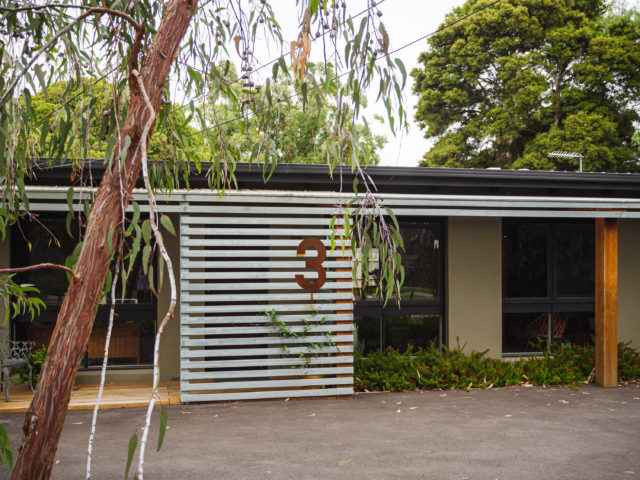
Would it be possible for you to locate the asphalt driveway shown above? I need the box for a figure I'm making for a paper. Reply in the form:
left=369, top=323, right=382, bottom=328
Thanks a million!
left=1, top=384, right=639, bottom=479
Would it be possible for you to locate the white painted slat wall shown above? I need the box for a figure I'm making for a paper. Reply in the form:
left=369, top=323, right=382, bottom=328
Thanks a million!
left=180, top=203, right=354, bottom=403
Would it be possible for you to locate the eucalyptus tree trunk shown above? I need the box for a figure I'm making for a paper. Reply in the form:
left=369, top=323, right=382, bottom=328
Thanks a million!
left=12, top=1, right=198, bottom=478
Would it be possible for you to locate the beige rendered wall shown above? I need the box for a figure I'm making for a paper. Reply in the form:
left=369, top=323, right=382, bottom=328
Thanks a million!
left=447, top=217, right=502, bottom=357
left=618, top=219, right=640, bottom=346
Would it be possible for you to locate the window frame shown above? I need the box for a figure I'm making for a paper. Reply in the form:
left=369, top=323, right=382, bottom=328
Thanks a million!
left=502, top=218, right=595, bottom=356
left=10, top=214, right=157, bottom=370
left=355, top=217, right=446, bottom=352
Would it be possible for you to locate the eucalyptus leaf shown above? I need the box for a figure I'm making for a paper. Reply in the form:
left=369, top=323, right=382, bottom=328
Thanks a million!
left=160, top=215, right=176, bottom=236
left=125, top=432, right=138, bottom=479
left=157, top=408, right=168, bottom=452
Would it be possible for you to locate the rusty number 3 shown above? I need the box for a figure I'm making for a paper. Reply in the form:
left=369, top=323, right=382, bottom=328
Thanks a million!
left=295, top=237, right=327, bottom=291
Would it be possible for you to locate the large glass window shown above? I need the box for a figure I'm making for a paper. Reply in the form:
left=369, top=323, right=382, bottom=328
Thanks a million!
left=355, top=219, right=444, bottom=354
left=502, top=220, right=594, bottom=354
left=502, top=223, right=548, bottom=298
left=555, top=224, right=595, bottom=296
left=399, top=223, right=440, bottom=301
left=355, top=314, right=440, bottom=355
left=11, top=214, right=156, bottom=367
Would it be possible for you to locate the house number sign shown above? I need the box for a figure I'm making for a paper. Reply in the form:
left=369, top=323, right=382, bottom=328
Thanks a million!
left=295, top=237, right=327, bottom=291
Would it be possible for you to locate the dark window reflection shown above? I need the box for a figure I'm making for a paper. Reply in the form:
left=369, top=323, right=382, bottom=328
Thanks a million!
left=355, top=315, right=382, bottom=355
left=12, top=215, right=81, bottom=304
left=399, top=223, right=440, bottom=301
left=503, top=311, right=594, bottom=354
left=555, top=224, right=594, bottom=296
left=557, top=312, right=595, bottom=346
left=355, top=221, right=441, bottom=303
left=384, top=315, right=440, bottom=353
left=503, top=312, right=549, bottom=353
left=502, top=223, right=548, bottom=298
left=12, top=214, right=156, bottom=367
left=356, top=314, right=440, bottom=354
left=12, top=214, right=153, bottom=306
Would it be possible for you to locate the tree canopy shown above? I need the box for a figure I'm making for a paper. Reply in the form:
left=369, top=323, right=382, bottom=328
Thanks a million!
left=411, top=0, right=640, bottom=171
left=0, top=1, right=407, bottom=477
left=28, top=78, right=201, bottom=161
left=29, top=64, right=386, bottom=170
left=207, top=62, right=387, bottom=166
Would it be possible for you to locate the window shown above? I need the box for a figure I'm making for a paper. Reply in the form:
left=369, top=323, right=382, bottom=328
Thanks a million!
left=502, top=220, right=595, bottom=354
left=355, top=219, right=444, bottom=354
left=11, top=214, right=156, bottom=368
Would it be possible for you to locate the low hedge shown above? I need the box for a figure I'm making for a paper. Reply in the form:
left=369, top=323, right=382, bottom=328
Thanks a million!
left=354, top=341, right=640, bottom=392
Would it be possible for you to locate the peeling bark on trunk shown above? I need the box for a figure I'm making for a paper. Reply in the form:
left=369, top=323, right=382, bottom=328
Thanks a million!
left=11, top=2, right=197, bottom=478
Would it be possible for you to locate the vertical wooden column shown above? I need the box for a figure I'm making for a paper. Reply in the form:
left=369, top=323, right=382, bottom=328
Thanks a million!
left=595, top=217, right=618, bottom=388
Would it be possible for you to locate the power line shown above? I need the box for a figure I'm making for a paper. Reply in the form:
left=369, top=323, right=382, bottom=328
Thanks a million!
left=386, top=0, right=503, bottom=57
left=187, top=0, right=505, bottom=138
left=26, top=1, right=386, bottom=129
left=34, top=67, right=118, bottom=126
left=172, top=0, right=388, bottom=114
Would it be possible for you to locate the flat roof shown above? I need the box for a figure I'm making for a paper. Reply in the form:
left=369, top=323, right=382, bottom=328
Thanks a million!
left=28, top=161, right=640, bottom=198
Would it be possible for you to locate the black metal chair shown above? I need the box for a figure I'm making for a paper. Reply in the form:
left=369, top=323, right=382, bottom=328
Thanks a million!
left=0, top=327, right=35, bottom=402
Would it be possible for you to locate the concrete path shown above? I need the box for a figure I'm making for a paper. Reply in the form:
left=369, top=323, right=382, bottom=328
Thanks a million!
left=1, top=384, right=639, bottom=479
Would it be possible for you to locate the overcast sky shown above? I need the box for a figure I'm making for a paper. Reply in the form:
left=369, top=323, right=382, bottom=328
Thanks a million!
left=244, top=0, right=639, bottom=168
left=268, top=0, right=640, bottom=168
left=358, top=0, right=468, bottom=167
left=273, top=0, right=467, bottom=167
left=250, top=1, right=467, bottom=167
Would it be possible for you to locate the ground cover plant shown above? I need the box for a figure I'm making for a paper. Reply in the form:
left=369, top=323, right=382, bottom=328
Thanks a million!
left=354, top=341, right=640, bottom=392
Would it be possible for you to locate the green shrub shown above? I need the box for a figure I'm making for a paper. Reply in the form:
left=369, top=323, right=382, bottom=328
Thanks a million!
left=619, top=341, right=640, bottom=381
left=354, top=341, right=639, bottom=392
left=15, top=346, right=47, bottom=387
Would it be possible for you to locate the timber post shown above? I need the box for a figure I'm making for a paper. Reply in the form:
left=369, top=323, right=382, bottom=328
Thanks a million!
left=595, top=217, right=618, bottom=388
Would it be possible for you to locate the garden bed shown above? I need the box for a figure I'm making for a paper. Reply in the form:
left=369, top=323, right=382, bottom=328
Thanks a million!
left=354, top=341, right=640, bottom=392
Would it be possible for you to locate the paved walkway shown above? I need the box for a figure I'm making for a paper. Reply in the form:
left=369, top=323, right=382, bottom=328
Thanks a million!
left=1, top=384, right=639, bottom=479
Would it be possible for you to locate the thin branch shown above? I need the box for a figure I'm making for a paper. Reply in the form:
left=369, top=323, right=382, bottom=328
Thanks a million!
left=0, top=263, right=79, bottom=281
left=132, top=69, right=177, bottom=480
left=86, top=255, right=120, bottom=480
left=0, top=4, right=142, bottom=28
left=0, top=6, right=143, bottom=107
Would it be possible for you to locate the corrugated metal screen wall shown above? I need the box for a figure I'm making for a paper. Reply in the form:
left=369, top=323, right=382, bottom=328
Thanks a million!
left=179, top=195, right=354, bottom=402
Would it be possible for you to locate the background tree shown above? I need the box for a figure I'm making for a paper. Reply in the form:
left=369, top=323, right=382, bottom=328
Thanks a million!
left=411, top=0, right=640, bottom=171
left=0, top=1, right=407, bottom=478
left=208, top=62, right=387, bottom=165
left=30, top=67, right=387, bottom=168
left=29, top=79, right=202, bottom=161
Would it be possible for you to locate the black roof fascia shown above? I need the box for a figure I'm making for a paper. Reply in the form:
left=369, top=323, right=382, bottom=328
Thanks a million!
left=27, top=161, right=640, bottom=198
